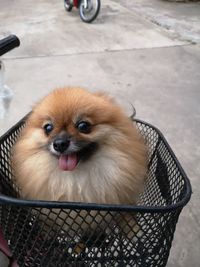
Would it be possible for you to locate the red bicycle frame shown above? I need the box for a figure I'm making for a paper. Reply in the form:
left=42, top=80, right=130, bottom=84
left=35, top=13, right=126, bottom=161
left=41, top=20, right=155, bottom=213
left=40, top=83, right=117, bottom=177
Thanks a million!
left=73, top=0, right=79, bottom=8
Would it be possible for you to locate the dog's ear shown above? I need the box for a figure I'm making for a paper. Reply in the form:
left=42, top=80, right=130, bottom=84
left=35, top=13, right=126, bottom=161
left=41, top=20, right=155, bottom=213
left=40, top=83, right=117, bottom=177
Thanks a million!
left=94, top=91, right=116, bottom=104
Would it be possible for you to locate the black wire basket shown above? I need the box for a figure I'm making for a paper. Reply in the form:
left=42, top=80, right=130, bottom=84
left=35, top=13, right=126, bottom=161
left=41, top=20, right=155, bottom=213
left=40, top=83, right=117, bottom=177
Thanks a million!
left=0, top=116, right=191, bottom=267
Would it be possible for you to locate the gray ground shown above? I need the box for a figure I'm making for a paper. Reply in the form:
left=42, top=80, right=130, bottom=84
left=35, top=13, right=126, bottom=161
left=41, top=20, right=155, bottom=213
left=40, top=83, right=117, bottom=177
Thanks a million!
left=0, top=0, right=200, bottom=266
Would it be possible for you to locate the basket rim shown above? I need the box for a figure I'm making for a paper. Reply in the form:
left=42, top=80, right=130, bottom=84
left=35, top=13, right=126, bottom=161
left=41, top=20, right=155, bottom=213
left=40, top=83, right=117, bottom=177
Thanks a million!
left=0, top=117, right=192, bottom=213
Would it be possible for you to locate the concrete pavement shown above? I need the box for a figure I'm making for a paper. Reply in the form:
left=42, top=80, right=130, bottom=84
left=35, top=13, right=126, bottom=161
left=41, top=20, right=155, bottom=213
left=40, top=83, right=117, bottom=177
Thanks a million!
left=0, top=0, right=200, bottom=266
left=114, top=0, right=200, bottom=43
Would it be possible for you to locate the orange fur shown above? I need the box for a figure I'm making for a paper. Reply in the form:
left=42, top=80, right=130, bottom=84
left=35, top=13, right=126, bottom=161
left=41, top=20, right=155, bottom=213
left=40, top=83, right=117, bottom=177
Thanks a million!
left=13, top=87, right=147, bottom=203
left=12, top=87, right=147, bottom=238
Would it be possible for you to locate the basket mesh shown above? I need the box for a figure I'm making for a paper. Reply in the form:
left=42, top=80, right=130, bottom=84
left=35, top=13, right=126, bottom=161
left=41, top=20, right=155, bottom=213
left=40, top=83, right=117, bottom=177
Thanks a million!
left=0, top=118, right=191, bottom=267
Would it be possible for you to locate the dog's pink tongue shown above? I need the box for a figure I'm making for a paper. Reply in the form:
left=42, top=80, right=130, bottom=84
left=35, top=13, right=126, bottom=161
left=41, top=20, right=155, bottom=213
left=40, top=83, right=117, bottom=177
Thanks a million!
left=59, top=153, right=78, bottom=171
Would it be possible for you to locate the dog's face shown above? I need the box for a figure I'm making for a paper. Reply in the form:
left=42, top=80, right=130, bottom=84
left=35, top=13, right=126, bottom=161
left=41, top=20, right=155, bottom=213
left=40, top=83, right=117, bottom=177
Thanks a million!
left=13, top=87, right=147, bottom=203
left=25, top=88, right=127, bottom=171
left=44, top=119, right=99, bottom=171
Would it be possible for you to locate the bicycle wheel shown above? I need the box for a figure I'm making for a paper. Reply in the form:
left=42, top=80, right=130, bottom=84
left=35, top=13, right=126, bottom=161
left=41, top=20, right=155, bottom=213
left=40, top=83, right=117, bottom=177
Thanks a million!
left=79, top=0, right=100, bottom=23
left=64, top=0, right=73, bottom=12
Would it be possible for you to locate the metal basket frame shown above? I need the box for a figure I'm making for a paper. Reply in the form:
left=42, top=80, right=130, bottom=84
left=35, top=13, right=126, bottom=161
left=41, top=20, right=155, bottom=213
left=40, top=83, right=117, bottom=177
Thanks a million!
left=0, top=116, right=192, bottom=267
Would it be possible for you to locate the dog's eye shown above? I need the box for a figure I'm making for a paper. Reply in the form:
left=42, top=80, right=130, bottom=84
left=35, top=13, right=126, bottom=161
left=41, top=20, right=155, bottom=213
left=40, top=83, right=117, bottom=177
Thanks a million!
left=76, top=121, right=91, bottom=134
left=43, top=123, right=54, bottom=135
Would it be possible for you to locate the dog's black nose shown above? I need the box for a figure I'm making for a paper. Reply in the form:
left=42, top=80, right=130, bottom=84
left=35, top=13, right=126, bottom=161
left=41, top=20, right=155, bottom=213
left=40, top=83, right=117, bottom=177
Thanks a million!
left=53, top=138, right=70, bottom=153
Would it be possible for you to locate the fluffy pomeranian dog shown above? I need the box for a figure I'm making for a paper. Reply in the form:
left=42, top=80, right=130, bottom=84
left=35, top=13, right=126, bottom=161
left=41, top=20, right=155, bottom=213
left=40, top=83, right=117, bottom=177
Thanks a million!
left=12, top=87, right=147, bottom=242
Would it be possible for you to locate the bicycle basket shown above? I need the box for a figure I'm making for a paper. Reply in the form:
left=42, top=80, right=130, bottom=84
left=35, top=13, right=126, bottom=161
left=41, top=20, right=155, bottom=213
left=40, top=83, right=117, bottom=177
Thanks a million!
left=0, top=117, right=191, bottom=267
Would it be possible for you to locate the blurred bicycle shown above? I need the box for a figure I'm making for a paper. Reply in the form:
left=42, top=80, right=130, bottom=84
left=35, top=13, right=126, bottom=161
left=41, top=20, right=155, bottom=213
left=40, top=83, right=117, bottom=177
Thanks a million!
left=64, top=0, right=101, bottom=23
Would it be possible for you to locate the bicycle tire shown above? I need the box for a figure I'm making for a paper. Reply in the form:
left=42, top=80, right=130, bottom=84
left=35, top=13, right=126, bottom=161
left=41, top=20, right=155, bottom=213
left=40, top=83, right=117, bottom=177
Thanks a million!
left=79, top=0, right=100, bottom=23
left=64, top=0, right=73, bottom=12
